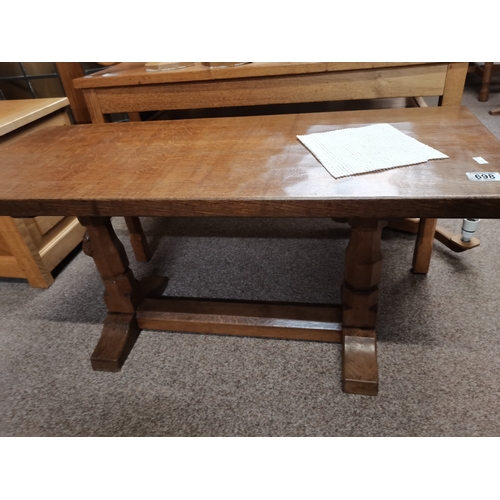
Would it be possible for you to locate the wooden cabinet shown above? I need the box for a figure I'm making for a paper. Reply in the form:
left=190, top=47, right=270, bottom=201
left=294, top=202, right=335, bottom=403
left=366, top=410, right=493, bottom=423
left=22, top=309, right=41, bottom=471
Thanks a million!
left=0, top=97, right=86, bottom=287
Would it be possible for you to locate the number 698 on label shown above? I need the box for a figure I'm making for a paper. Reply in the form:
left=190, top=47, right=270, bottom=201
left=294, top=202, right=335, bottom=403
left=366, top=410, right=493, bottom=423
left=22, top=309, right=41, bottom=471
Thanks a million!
left=466, top=172, right=500, bottom=181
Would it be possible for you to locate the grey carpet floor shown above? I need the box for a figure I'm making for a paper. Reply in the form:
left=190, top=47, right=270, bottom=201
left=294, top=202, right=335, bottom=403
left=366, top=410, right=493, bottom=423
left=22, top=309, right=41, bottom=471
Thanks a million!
left=1, top=73, right=499, bottom=436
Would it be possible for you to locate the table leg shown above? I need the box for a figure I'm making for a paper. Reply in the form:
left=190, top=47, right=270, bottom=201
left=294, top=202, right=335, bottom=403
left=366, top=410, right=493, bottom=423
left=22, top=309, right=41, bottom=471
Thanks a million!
left=412, top=218, right=437, bottom=274
left=342, top=219, right=387, bottom=395
left=127, top=112, right=142, bottom=122
left=479, top=62, right=493, bottom=102
left=78, top=216, right=166, bottom=371
left=124, top=216, right=152, bottom=262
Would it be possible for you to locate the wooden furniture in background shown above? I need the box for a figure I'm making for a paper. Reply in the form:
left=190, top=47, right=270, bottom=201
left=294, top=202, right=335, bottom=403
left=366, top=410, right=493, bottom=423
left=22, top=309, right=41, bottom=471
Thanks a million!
left=1, top=105, right=499, bottom=394
left=54, top=63, right=91, bottom=123
left=200, top=62, right=250, bottom=68
left=0, top=98, right=86, bottom=288
left=72, top=62, right=468, bottom=123
left=473, top=62, right=500, bottom=102
left=0, top=97, right=69, bottom=136
left=145, top=62, right=194, bottom=71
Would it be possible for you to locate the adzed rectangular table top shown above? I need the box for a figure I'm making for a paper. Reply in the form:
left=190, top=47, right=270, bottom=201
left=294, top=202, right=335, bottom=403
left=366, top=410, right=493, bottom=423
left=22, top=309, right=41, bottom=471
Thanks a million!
left=0, top=106, right=499, bottom=219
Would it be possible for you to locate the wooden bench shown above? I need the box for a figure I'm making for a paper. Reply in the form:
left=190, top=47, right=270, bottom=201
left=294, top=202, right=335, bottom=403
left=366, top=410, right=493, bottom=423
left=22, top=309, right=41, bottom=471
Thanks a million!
left=72, top=62, right=468, bottom=122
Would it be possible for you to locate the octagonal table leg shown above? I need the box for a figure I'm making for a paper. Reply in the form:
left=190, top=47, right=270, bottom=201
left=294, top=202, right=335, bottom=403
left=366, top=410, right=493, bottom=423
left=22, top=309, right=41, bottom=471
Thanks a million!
left=342, top=219, right=387, bottom=395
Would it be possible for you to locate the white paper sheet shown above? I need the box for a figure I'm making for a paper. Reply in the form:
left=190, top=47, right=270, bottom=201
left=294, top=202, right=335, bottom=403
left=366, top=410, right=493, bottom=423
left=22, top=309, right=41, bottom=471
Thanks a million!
left=297, top=123, right=448, bottom=179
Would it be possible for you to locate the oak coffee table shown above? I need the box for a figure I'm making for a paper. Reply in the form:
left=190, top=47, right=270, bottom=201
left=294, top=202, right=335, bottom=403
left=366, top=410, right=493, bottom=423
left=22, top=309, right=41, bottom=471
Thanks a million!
left=1, top=105, right=499, bottom=395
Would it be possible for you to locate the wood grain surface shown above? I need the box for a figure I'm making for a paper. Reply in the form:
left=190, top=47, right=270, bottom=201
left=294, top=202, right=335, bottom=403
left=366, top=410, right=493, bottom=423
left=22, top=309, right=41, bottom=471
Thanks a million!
left=1, top=106, right=499, bottom=219
left=0, top=98, right=69, bottom=136
left=73, top=62, right=441, bottom=89
left=89, top=65, right=448, bottom=114
left=137, top=298, right=343, bottom=342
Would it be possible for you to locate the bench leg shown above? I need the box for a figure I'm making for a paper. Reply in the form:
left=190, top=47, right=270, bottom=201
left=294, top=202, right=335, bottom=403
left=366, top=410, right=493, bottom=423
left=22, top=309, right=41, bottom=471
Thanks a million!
left=124, top=216, right=152, bottom=262
left=412, top=218, right=437, bottom=274
left=479, top=62, right=493, bottom=102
